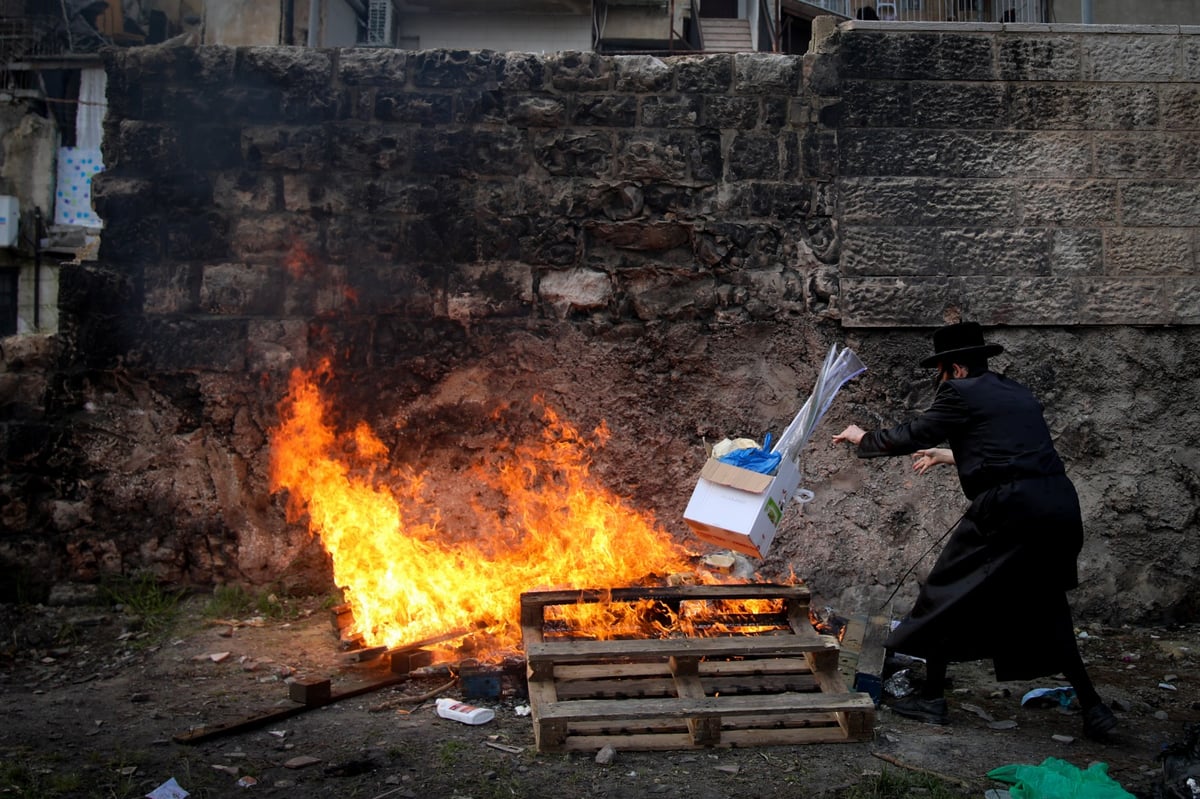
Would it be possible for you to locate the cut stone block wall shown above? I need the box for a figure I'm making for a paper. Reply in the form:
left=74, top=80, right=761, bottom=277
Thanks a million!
left=1, top=25, right=1198, bottom=625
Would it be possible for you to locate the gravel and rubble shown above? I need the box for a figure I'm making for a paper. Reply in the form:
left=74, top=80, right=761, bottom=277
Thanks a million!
left=1, top=592, right=1199, bottom=799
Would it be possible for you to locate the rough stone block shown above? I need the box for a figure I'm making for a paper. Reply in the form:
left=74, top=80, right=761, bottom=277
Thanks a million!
left=1051, top=229, right=1104, bottom=276
left=840, top=226, right=1051, bottom=277
left=838, top=31, right=995, bottom=81
left=241, top=125, right=330, bottom=172
left=338, top=48, right=408, bottom=86
left=412, top=128, right=529, bottom=177
left=142, top=262, right=199, bottom=315
left=960, top=275, right=1081, bottom=325
left=613, top=132, right=691, bottom=182
left=199, top=263, right=284, bottom=315
left=1095, top=132, right=1200, bottom=179
left=505, top=95, right=568, bottom=128
left=674, top=54, right=733, bottom=92
left=166, top=212, right=230, bottom=261
left=572, top=94, right=638, bottom=127
left=500, top=52, right=547, bottom=90
left=1121, top=180, right=1200, bottom=226
left=997, top=35, right=1082, bottom=81
left=139, top=318, right=249, bottom=372
left=613, top=54, right=673, bottom=92
left=703, top=95, right=761, bottom=130
left=374, top=90, right=454, bottom=124
left=1077, top=277, right=1167, bottom=324
left=799, top=130, right=838, bottom=180
left=838, top=129, right=1093, bottom=178
left=412, top=49, right=503, bottom=89
left=840, top=177, right=1017, bottom=226
left=1161, top=85, right=1200, bottom=129
left=733, top=53, right=800, bottom=95
left=1167, top=278, right=1200, bottom=322
left=727, top=133, right=781, bottom=181
left=1010, top=85, right=1158, bottom=130
left=1020, top=180, right=1118, bottom=226
left=640, top=95, right=702, bottom=128
left=237, top=46, right=333, bottom=90
left=839, top=276, right=953, bottom=327
left=538, top=268, right=613, bottom=318
left=1183, top=36, right=1200, bottom=81
left=113, top=121, right=185, bottom=176
left=532, top=130, right=612, bottom=177
left=723, top=181, right=810, bottom=220
left=246, top=319, right=307, bottom=374
left=1104, top=229, right=1194, bottom=276
left=910, top=82, right=1009, bottom=129
left=834, top=80, right=911, bottom=128
left=547, top=51, right=613, bottom=91
left=1081, top=35, right=1180, bottom=82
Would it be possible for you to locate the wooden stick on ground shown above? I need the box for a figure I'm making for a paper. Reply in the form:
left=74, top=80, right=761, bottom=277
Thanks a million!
left=368, top=677, right=458, bottom=713
left=872, top=752, right=976, bottom=790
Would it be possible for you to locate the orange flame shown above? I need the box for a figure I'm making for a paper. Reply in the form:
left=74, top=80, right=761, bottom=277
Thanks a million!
left=269, top=362, right=719, bottom=657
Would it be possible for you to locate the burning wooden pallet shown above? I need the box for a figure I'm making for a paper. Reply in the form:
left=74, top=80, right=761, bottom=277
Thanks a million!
left=520, top=583, right=875, bottom=752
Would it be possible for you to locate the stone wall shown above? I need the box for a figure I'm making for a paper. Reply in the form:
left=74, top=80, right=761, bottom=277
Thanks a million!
left=2, top=24, right=1198, bottom=623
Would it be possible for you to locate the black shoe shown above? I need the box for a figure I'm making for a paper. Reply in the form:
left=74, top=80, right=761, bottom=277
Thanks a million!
left=1082, top=703, right=1118, bottom=741
left=890, top=695, right=949, bottom=725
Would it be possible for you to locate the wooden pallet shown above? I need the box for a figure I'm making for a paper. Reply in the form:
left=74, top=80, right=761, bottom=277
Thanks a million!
left=520, top=584, right=875, bottom=752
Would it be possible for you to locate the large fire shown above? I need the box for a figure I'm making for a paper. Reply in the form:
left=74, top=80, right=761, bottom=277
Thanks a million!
left=269, top=362, right=764, bottom=658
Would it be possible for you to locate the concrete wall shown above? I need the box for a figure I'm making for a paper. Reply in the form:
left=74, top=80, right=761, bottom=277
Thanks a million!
left=203, top=0, right=283, bottom=45
left=3, top=27, right=1197, bottom=624
left=397, top=13, right=593, bottom=52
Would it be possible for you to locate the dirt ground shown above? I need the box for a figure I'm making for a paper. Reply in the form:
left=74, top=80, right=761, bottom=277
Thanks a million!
left=1, top=591, right=1197, bottom=799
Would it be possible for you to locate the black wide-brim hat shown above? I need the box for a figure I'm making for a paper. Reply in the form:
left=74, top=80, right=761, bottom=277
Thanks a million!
left=919, top=322, right=1004, bottom=368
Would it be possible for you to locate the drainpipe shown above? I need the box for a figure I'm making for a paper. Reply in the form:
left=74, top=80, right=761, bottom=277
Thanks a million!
left=307, top=0, right=320, bottom=46
left=1080, top=0, right=1093, bottom=23
left=32, top=207, right=42, bottom=332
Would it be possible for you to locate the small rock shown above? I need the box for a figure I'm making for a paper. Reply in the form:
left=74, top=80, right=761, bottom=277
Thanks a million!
left=989, top=720, right=1018, bottom=730
left=1052, top=734, right=1075, bottom=743
left=595, top=745, right=617, bottom=765
left=284, top=756, right=322, bottom=769
left=1155, top=710, right=1170, bottom=721
left=716, top=764, right=740, bottom=775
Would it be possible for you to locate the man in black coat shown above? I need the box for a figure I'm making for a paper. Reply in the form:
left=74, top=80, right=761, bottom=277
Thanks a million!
left=832, top=322, right=1118, bottom=741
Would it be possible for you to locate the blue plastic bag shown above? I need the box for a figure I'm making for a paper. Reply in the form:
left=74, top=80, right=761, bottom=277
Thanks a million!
left=716, top=433, right=782, bottom=475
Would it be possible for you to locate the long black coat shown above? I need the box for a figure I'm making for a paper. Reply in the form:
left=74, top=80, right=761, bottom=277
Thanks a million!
left=858, top=371, right=1084, bottom=680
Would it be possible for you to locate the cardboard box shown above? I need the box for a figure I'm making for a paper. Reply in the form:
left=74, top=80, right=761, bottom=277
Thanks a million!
left=683, top=455, right=803, bottom=559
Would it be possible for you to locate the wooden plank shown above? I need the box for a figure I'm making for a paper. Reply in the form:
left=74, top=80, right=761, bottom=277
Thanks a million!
left=527, top=677, right=564, bottom=750
left=552, top=672, right=820, bottom=700
left=551, top=656, right=815, bottom=681
left=670, top=656, right=720, bottom=745
left=534, top=690, right=875, bottom=723
left=854, top=606, right=893, bottom=703
left=520, top=583, right=810, bottom=610
left=526, top=630, right=838, bottom=664
left=173, top=674, right=411, bottom=744
left=551, top=722, right=870, bottom=752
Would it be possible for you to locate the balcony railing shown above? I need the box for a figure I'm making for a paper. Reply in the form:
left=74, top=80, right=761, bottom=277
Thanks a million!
left=858, top=0, right=1048, bottom=23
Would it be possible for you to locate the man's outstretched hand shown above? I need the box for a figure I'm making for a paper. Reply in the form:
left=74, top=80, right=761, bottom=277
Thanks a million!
left=912, top=447, right=954, bottom=475
left=832, top=425, right=866, bottom=446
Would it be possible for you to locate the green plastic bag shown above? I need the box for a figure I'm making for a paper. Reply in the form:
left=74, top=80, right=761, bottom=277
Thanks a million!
left=988, top=758, right=1135, bottom=799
